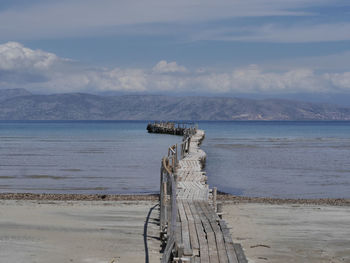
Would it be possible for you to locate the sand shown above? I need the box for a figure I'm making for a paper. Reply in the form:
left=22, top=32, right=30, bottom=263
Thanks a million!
left=1, top=197, right=349, bottom=263
left=0, top=200, right=161, bottom=263
left=223, top=201, right=350, bottom=263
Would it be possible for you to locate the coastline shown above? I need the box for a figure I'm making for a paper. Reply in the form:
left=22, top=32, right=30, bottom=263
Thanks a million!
left=1, top=192, right=349, bottom=206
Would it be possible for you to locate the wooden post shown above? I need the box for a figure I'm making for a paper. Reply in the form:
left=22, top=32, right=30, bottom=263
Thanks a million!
left=178, top=244, right=184, bottom=260
left=160, top=165, right=166, bottom=236
left=162, top=181, right=167, bottom=231
left=175, top=144, right=178, bottom=169
left=160, top=163, right=164, bottom=225
left=181, top=143, right=184, bottom=159
left=217, top=202, right=223, bottom=219
left=163, top=182, right=167, bottom=203
left=172, top=155, right=175, bottom=173
left=213, top=187, right=217, bottom=212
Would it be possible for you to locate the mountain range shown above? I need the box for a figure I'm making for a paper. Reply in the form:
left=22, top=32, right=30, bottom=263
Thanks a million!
left=1, top=89, right=350, bottom=120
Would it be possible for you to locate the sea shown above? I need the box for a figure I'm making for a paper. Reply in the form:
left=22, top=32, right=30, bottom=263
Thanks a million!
left=0, top=121, right=349, bottom=199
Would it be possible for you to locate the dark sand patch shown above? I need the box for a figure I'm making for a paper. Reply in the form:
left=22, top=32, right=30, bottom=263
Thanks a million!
left=0, top=193, right=349, bottom=205
left=0, top=193, right=159, bottom=201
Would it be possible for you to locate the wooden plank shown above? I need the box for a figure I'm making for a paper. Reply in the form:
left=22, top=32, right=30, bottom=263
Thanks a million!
left=161, top=236, right=175, bottom=263
left=178, top=201, right=193, bottom=256
left=224, top=243, right=239, bottom=263
left=189, top=202, right=209, bottom=263
left=175, top=208, right=182, bottom=249
left=200, top=202, right=229, bottom=263
left=195, top=201, right=219, bottom=263
left=218, top=220, right=239, bottom=263
left=207, top=231, right=219, bottom=263
left=200, top=202, right=218, bottom=223
left=183, top=201, right=200, bottom=252
left=233, top=244, right=248, bottom=263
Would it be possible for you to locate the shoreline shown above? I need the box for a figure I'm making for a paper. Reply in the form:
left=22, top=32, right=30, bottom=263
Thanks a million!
left=1, top=192, right=349, bottom=206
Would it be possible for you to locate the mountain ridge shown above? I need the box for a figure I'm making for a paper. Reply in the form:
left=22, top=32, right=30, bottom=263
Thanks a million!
left=0, top=89, right=350, bottom=120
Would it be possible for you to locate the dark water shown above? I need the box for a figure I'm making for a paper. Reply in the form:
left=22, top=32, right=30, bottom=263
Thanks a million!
left=0, top=121, right=350, bottom=198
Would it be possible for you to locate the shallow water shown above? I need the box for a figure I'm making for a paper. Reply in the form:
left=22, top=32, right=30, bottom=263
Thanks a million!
left=200, top=121, right=350, bottom=198
left=0, top=121, right=350, bottom=198
left=0, top=121, right=179, bottom=194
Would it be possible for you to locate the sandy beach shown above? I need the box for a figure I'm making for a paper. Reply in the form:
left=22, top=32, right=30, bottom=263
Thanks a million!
left=0, top=196, right=349, bottom=263
left=0, top=199, right=161, bottom=263
left=223, top=201, right=350, bottom=263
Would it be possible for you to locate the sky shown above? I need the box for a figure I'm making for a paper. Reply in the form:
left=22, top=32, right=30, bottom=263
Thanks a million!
left=1, top=0, right=350, bottom=104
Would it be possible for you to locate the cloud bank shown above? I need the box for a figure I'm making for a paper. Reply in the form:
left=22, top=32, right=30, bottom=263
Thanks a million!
left=153, top=60, right=188, bottom=73
left=0, top=42, right=63, bottom=71
left=1, top=42, right=350, bottom=94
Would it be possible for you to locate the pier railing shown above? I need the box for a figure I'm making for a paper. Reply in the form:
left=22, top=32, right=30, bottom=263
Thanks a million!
left=160, top=155, right=177, bottom=262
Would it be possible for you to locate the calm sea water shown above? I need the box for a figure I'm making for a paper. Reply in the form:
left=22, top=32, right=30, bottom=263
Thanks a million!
left=0, top=121, right=350, bottom=198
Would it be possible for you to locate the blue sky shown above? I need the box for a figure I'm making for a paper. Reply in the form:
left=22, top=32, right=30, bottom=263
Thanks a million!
left=1, top=0, right=350, bottom=104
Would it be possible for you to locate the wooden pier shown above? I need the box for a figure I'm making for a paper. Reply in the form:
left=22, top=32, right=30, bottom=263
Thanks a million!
left=149, top=122, right=247, bottom=263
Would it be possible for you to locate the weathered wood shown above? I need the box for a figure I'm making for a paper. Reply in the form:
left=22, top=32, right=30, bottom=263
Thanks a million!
left=195, top=202, right=219, bottom=263
left=153, top=123, right=246, bottom=263
left=217, top=203, right=223, bottom=219
left=213, top=187, right=217, bottom=212
left=233, top=244, right=248, bottom=263
left=161, top=236, right=175, bottom=263
left=199, top=202, right=229, bottom=263
left=147, top=122, right=196, bottom=136
left=189, top=202, right=209, bottom=263
left=178, top=201, right=193, bottom=256
left=218, top=220, right=239, bottom=263
left=183, top=201, right=200, bottom=253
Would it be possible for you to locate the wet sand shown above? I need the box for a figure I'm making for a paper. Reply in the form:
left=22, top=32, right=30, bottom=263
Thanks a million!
left=223, top=201, right=350, bottom=263
left=0, top=200, right=161, bottom=263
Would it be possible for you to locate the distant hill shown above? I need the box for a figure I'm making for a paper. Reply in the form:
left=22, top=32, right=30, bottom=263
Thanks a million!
left=0, top=88, right=32, bottom=102
left=1, top=89, right=350, bottom=120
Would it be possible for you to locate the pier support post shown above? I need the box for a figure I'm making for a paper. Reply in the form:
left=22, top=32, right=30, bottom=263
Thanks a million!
left=217, top=202, right=223, bottom=219
left=213, top=187, right=217, bottom=212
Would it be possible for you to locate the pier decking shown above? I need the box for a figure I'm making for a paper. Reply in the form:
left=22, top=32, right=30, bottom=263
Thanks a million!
left=149, top=122, right=247, bottom=263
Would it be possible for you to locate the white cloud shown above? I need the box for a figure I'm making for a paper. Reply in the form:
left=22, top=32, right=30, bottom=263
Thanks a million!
left=1, top=42, right=350, bottom=95
left=324, top=72, right=350, bottom=90
left=152, top=60, right=187, bottom=73
left=90, top=68, right=148, bottom=92
left=0, top=42, right=63, bottom=71
left=189, top=66, right=331, bottom=93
